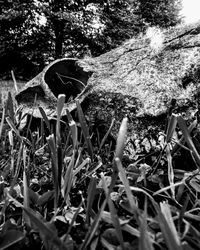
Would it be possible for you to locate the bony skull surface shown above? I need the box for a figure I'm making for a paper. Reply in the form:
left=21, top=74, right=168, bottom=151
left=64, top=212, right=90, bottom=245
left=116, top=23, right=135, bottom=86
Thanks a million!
left=15, top=58, right=91, bottom=119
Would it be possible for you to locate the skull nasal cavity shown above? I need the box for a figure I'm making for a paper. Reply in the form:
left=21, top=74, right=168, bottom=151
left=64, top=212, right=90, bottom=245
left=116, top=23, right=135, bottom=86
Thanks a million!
left=15, top=86, right=45, bottom=103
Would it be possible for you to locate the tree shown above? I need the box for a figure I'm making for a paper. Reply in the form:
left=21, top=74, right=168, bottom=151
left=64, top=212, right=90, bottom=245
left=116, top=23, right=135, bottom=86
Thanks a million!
left=0, top=0, right=50, bottom=79
left=28, top=0, right=183, bottom=59
left=136, top=0, right=182, bottom=28
left=0, top=0, right=182, bottom=79
left=36, top=0, right=144, bottom=58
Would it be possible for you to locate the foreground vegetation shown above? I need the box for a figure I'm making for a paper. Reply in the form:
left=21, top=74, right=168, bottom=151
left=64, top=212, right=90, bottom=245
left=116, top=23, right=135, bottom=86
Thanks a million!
left=1, top=83, right=200, bottom=249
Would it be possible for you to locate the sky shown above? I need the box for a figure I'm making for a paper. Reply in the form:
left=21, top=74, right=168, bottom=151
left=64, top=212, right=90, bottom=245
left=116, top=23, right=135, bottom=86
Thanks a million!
left=181, top=0, right=200, bottom=24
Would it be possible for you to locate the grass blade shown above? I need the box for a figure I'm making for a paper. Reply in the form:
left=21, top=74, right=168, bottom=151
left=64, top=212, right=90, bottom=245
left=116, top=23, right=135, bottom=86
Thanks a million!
left=139, top=212, right=154, bottom=250
left=115, top=157, right=138, bottom=216
left=101, top=173, right=125, bottom=249
left=76, top=100, right=93, bottom=160
left=99, top=118, right=115, bottom=151
left=46, top=134, right=59, bottom=210
left=55, top=95, right=65, bottom=190
left=66, top=109, right=78, bottom=149
left=6, top=116, right=21, bottom=139
left=80, top=134, right=128, bottom=250
left=117, top=185, right=183, bottom=250
left=177, top=115, right=200, bottom=167
left=6, top=117, right=31, bottom=146
left=73, top=157, right=91, bottom=177
left=104, top=182, right=125, bottom=249
left=8, top=130, right=14, bottom=174
left=108, top=197, right=125, bottom=249
left=62, top=150, right=75, bottom=205
left=86, top=177, right=97, bottom=224
left=153, top=181, right=184, bottom=196
left=171, top=120, right=197, bottom=155
left=65, top=200, right=83, bottom=238
left=11, top=70, right=18, bottom=93
left=0, top=107, right=5, bottom=139
left=5, top=92, right=15, bottom=123
left=107, top=117, right=129, bottom=198
left=23, top=165, right=31, bottom=227
left=166, top=113, right=178, bottom=143
left=166, top=144, right=175, bottom=198
left=115, top=117, right=128, bottom=161
left=159, top=201, right=182, bottom=250
left=39, top=106, right=51, bottom=133
left=80, top=200, right=107, bottom=250
left=56, top=94, right=66, bottom=144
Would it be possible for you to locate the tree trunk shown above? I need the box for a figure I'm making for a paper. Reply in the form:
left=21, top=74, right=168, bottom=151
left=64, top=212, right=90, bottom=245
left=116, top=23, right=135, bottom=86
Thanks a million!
left=54, top=20, right=65, bottom=59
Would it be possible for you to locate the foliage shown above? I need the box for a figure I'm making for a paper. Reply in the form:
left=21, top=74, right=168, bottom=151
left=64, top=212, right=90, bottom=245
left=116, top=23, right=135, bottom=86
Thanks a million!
left=136, top=0, right=182, bottom=28
left=35, top=0, right=142, bottom=58
left=1, top=83, right=200, bottom=249
left=0, top=0, right=182, bottom=79
left=0, top=0, right=50, bottom=79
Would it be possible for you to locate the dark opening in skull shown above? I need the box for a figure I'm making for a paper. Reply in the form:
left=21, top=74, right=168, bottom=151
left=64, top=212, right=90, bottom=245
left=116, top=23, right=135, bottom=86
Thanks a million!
left=44, top=59, right=90, bottom=102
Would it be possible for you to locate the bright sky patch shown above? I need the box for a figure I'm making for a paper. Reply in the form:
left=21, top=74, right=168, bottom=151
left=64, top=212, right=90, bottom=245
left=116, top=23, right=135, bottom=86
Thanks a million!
left=181, top=0, right=200, bottom=23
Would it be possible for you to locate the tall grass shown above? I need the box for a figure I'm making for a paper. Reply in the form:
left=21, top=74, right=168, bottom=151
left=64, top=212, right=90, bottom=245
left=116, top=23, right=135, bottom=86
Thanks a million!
left=1, top=87, right=200, bottom=250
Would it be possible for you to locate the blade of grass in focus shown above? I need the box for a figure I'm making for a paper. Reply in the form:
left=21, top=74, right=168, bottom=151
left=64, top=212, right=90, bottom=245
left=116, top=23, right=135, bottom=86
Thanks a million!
left=115, top=117, right=128, bottom=161
left=99, top=118, right=115, bottom=152
left=39, top=106, right=51, bottom=133
left=6, top=116, right=31, bottom=146
left=8, top=130, right=14, bottom=174
left=109, top=117, right=128, bottom=195
left=56, top=94, right=65, bottom=144
left=62, top=150, right=75, bottom=205
left=6, top=116, right=21, bottom=139
left=177, top=115, right=200, bottom=168
left=76, top=100, right=93, bottom=160
left=86, top=177, right=97, bottom=224
left=22, top=146, right=31, bottom=216
left=166, top=144, right=175, bottom=198
left=66, top=109, right=78, bottom=149
left=23, top=165, right=31, bottom=228
left=11, top=70, right=18, bottom=93
left=5, top=92, right=15, bottom=123
left=56, top=95, right=65, bottom=192
left=115, top=157, right=139, bottom=216
left=159, top=202, right=182, bottom=250
left=46, top=134, right=59, bottom=210
left=166, top=113, right=177, bottom=143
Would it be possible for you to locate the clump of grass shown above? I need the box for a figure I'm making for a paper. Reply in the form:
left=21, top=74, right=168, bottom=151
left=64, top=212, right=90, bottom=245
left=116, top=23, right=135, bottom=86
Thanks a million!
left=1, top=90, right=200, bottom=250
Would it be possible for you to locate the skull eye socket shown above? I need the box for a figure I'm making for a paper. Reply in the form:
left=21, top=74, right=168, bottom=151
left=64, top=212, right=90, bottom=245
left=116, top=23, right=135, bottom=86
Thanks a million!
left=44, top=59, right=90, bottom=102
